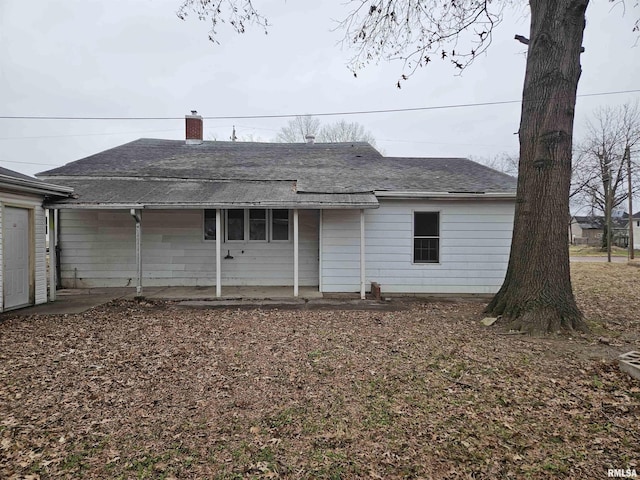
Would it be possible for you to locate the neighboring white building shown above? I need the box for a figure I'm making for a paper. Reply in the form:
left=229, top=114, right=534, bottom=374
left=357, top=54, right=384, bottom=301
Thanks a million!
left=38, top=113, right=517, bottom=298
left=0, top=167, right=72, bottom=312
left=626, top=212, right=640, bottom=250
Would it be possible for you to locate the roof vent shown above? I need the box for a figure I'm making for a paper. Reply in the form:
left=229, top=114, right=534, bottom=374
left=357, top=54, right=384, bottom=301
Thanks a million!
left=185, top=111, right=203, bottom=145
left=305, top=134, right=315, bottom=145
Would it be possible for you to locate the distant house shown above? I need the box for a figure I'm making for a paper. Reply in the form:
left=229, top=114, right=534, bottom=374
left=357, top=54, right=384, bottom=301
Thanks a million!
left=569, top=216, right=604, bottom=246
left=623, top=212, right=640, bottom=250
left=0, top=167, right=72, bottom=311
left=570, top=214, right=632, bottom=247
left=37, top=112, right=517, bottom=298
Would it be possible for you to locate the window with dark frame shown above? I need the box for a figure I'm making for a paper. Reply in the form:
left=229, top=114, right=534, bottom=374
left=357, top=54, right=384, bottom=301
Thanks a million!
left=414, top=212, right=440, bottom=263
left=249, top=209, right=267, bottom=241
left=271, top=209, right=289, bottom=241
left=204, top=210, right=216, bottom=240
left=227, top=209, right=245, bottom=241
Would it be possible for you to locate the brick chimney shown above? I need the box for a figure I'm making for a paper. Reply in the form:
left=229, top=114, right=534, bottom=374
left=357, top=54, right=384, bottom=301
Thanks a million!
left=185, top=110, right=203, bottom=145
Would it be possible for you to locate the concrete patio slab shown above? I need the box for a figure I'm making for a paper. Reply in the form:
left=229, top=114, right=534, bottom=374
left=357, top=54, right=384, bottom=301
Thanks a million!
left=3, top=286, right=326, bottom=316
left=7, top=288, right=131, bottom=316
left=178, top=298, right=401, bottom=311
left=128, top=286, right=323, bottom=301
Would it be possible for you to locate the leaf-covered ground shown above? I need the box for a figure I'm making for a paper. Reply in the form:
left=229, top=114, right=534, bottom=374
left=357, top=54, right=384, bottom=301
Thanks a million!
left=1, top=263, right=639, bottom=479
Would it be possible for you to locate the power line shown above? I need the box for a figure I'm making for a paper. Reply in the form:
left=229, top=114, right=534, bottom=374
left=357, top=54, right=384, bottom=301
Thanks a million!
left=0, top=128, right=181, bottom=141
left=0, top=89, right=638, bottom=121
left=0, top=159, right=57, bottom=166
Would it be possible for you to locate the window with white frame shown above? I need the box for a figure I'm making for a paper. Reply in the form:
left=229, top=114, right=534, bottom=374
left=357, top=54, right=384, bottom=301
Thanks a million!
left=414, top=212, right=439, bottom=263
left=205, top=209, right=290, bottom=242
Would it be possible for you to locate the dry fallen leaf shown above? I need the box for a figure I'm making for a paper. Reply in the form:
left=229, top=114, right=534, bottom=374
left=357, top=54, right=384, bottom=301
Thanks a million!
left=0, top=263, right=638, bottom=479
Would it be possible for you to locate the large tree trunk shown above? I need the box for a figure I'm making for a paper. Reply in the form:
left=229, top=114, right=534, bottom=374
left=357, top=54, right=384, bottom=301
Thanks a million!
left=486, top=0, right=590, bottom=334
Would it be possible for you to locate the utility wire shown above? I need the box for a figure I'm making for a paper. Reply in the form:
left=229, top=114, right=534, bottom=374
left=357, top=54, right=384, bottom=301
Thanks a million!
left=0, top=159, right=54, bottom=166
left=0, top=128, right=181, bottom=141
left=0, top=89, right=638, bottom=121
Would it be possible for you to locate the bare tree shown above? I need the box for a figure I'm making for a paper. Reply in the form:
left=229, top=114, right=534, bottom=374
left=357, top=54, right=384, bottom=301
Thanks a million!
left=177, top=0, right=639, bottom=333
left=573, top=104, right=640, bottom=213
left=275, top=116, right=321, bottom=143
left=572, top=103, right=640, bottom=256
left=317, top=120, right=376, bottom=146
left=275, top=116, right=376, bottom=145
left=472, top=153, right=519, bottom=177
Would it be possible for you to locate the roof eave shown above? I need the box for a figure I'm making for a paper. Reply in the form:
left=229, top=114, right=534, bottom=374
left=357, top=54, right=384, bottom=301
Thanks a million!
left=374, top=191, right=517, bottom=200
left=44, top=201, right=380, bottom=210
left=0, top=175, right=74, bottom=197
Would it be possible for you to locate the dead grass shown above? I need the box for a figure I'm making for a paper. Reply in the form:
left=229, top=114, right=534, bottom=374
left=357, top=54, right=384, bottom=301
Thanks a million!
left=569, top=244, right=639, bottom=257
left=1, top=263, right=639, bottom=479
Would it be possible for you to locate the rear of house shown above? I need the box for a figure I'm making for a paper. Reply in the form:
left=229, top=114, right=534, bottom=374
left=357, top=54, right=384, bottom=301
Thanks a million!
left=38, top=113, right=517, bottom=298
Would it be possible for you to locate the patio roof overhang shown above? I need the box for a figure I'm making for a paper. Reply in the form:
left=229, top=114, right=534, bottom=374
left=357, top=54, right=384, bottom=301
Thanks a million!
left=42, top=177, right=379, bottom=210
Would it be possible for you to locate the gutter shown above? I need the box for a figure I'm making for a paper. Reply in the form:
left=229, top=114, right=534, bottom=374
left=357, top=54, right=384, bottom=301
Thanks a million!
left=374, top=191, right=517, bottom=200
left=0, top=175, right=74, bottom=197
left=41, top=202, right=381, bottom=210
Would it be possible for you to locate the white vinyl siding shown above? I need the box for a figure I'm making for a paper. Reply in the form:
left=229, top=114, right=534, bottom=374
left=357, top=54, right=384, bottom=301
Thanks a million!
left=321, top=200, right=514, bottom=295
left=320, top=209, right=362, bottom=293
left=0, top=204, right=3, bottom=308
left=58, top=209, right=319, bottom=288
left=34, top=206, right=47, bottom=305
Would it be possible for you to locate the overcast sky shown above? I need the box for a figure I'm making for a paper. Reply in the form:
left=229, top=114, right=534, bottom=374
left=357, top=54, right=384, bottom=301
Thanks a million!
left=1, top=0, right=639, bottom=183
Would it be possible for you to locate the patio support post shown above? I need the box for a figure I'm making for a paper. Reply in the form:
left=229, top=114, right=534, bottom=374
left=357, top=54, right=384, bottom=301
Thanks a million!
left=216, top=208, right=221, bottom=298
left=318, top=209, right=323, bottom=292
left=130, top=209, right=142, bottom=297
left=360, top=209, right=366, bottom=300
left=294, top=208, right=299, bottom=297
left=48, top=209, right=57, bottom=302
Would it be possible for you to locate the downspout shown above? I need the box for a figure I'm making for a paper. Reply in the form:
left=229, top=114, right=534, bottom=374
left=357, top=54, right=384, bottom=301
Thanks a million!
left=360, top=209, right=366, bottom=300
left=293, top=209, right=299, bottom=297
left=130, top=209, right=142, bottom=297
left=48, top=209, right=57, bottom=302
left=55, top=209, right=61, bottom=288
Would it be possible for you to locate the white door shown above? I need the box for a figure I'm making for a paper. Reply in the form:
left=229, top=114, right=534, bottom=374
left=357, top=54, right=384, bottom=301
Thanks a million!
left=4, top=207, right=30, bottom=309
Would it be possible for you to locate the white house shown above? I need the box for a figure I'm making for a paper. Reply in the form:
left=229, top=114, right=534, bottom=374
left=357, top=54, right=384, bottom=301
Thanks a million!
left=0, top=167, right=72, bottom=312
left=37, top=113, right=517, bottom=299
left=626, top=212, right=640, bottom=250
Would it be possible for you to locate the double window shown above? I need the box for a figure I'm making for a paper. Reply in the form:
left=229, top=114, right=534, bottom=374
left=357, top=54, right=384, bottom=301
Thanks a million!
left=204, top=209, right=290, bottom=242
left=414, top=212, right=439, bottom=263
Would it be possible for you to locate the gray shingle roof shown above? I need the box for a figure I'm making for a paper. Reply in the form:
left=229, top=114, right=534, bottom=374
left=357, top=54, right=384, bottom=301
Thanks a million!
left=47, top=178, right=378, bottom=209
left=38, top=139, right=516, bottom=207
left=1, top=166, right=39, bottom=182
left=572, top=215, right=630, bottom=230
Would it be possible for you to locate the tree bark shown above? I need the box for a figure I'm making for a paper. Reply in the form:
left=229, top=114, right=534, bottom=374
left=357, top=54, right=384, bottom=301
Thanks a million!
left=486, top=0, right=590, bottom=334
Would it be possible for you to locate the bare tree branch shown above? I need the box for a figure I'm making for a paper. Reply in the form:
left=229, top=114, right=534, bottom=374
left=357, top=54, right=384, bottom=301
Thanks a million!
left=337, top=1, right=505, bottom=85
left=176, top=0, right=269, bottom=44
